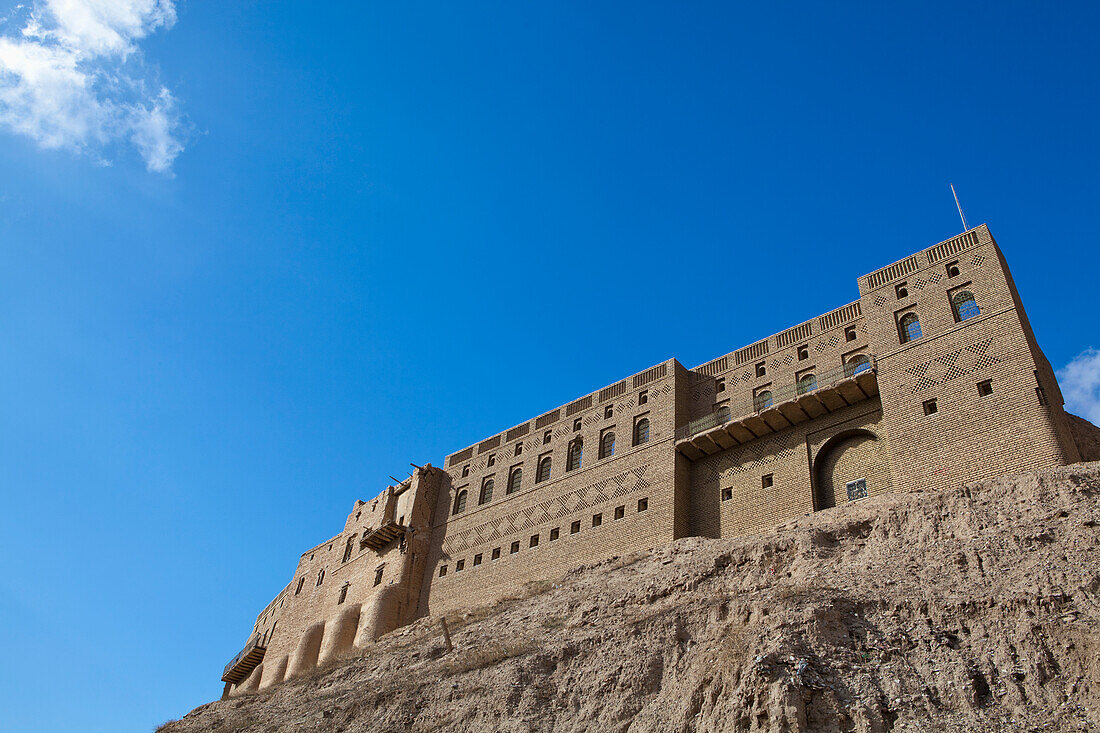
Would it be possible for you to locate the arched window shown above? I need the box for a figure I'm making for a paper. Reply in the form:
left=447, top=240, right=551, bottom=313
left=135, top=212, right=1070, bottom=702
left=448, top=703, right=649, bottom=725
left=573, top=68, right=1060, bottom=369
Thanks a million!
left=600, top=431, right=615, bottom=459
left=316, top=568, right=325, bottom=586
left=899, top=312, right=922, bottom=343
left=715, top=405, right=731, bottom=422
left=797, top=373, right=818, bottom=394
left=478, top=478, right=493, bottom=505
left=633, top=417, right=650, bottom=446
left=536, top=456, right=552, bottom=483
left=507, top=467, right=522, bottom=494
left=452, top=489, right=467, bottom=515
left=567, top=438, right=583, bottom=472
left=754, top=390, right=773, bottom=411
left=952, top=290, right=980, bottom=322
left=845, top=354, right=872, bottom=377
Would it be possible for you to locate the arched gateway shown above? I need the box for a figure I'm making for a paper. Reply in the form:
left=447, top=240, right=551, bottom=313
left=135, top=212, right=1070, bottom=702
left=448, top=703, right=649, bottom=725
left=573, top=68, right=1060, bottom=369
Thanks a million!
left=813, top=429, right=893, bottom=510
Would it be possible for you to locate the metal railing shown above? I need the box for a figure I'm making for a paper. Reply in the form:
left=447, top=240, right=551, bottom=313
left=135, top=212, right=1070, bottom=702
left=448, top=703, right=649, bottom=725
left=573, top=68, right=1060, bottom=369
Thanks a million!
left=676, top=357, right=877, bottom=441
left=223, top=635, right=265, bottom=680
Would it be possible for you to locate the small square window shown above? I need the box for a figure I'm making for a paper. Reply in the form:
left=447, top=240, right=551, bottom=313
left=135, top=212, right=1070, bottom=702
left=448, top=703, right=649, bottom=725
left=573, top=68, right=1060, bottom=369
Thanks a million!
left=614, top=505, right=625, bottom=520
left=755, top=361, right=766, bottom=378
left=510, top=541, right=520, bottom=554
left=797, top=345, right=808, bottom=361
left=761, top=473, right=773, bottom=489
left=543, top=430, right=552, bottom=444
left=515, top=443, right=523, bottom=456
left=896, top=282, right=909, bottom=299
left=592, top=513, right=602, bottom=527
left=637, top=497, right=648, bottom=512
left=605, top=405, right=613, bottom=419
left=923, top=398, right=938, bottom=416
left=977, top=380, right=993, bottom=397
left=455, top=559, right=465, bottom=571
left=473, top=553, right=482, bottom=566
left=638, top=390, right=648, bottom=405
left=721, top=487, right=732, bottom=501
left=549, top=527, right=560, bottom=541
left=491, top=547, right=501, bottom=560
left=573, top=418, right=582, bottom=431
left=846, top=478, right=868, bottom=501
left=439, top=565, right=447, bottom=577
left=946, top=260, right=960, bottom=278
left=570, top=520, right=581, bottom=534
left=487, top=454, right=495, bottom=467
left=845, top=327, right=857, bottom=342
left=716, top=378, right=726, bottom=392
left=530, top=534, right=539, bottom=548
left=462, top=465, right=470, bottom=477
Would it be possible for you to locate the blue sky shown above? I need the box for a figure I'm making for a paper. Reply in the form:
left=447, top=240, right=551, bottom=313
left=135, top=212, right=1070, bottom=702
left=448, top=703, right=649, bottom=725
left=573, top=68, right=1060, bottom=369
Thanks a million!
left=1, top=2, right=1098, bottom=731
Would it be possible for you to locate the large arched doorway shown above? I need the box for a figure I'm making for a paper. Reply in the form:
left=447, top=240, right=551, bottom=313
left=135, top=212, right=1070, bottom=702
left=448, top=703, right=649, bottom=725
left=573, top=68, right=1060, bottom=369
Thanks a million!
left=813, top=429, right=892, bottom=510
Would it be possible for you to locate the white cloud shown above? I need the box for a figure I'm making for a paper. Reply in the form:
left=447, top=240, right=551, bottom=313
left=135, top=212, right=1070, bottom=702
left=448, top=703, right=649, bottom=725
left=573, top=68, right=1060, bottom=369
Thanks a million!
left=0, top=0, right=184, bottom=172
left=1058, top=349, right=1100, bottom=424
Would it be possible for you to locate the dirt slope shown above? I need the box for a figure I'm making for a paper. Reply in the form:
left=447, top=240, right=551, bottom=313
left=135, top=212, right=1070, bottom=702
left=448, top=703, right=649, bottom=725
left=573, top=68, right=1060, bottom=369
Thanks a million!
left=164, top=462, right=1100, bottom=733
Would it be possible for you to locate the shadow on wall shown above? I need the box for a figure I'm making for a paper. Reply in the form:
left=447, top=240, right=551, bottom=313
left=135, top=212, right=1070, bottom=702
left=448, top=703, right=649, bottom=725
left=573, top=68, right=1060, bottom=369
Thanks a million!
left=814, top=429, right=892, bottom=511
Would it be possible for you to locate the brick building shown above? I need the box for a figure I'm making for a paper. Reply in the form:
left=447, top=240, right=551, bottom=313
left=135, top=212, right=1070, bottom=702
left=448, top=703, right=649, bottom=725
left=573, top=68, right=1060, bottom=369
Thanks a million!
left=220, top=224, right=1092, bottom=696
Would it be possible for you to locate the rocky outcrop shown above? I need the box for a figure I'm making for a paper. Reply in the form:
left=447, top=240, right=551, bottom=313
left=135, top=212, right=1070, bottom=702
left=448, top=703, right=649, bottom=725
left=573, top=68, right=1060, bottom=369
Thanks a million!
left=164, top=461, right=1100, bottom=732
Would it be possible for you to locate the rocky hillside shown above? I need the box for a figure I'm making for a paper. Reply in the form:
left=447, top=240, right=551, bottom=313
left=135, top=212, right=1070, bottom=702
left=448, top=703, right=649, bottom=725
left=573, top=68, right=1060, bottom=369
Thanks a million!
left=163, top=462, right=1100, bottom=733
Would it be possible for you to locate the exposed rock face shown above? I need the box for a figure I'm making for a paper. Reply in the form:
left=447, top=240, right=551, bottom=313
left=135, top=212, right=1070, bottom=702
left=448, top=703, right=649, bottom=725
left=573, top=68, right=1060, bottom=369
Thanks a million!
left=1069, top=414, right=1100, bottom=462
left=165, top=462, right=1100, bottom=733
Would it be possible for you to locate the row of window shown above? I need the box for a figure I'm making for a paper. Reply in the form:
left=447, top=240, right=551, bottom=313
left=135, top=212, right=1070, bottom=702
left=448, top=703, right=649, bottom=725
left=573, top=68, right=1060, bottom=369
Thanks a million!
left=720, top=472, right=776, bottom=501
left=452, top=417, right=652, bottom=515
left=898, top=289, right=980, bottom=345
left=455, top=391, right=654, bottom=478
left=921, top=379, right=998, bottom=416
left=440, top=498, right=650, bottom=577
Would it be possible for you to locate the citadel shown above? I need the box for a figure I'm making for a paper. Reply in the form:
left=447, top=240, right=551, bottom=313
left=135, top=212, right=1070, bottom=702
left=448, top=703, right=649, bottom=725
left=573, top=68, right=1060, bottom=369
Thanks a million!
left=220, top=224, right=1093, bottom=696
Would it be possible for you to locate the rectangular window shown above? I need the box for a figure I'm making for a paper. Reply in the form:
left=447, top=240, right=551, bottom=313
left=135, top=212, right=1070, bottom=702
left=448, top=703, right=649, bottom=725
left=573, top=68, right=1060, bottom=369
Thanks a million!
left=473, top=553, right=482, bottom=566
left=846, top=478, right=868, bottom=501
left=510, top=541, right=520, bottom=554
left=845, top=326, right=857, bottom=342
left=1037, top=387, right=1047, bottom=406
left=462, top=465, right=469, bottom=477
left=761, top=473, right=773, bottom=489
left=797, top=345, right=808, bottom=361
left=439, top=565, right=447, bottom=577
left=295, top=577, right=305, bottom=595
left=487, top=454, right=495, bottom=467
left=614, top=505, right=625, bottom=520
left=570, top=520, right=581, bottom=534
left=338, top=585, right=348, bottom=604
left=374, top=566, right=384, bottom=586
left=895, top=282, right=908, bottom=299
left=515, top=443, right=523, bottom=456
left=530, top=534, right=539, bottom=548
left=638, top=389, right=648, bottom=405
left=543, top=430, right=552, bottom=444
left=721, top=487, right=732, bottom=501
left=604, top=405, right=614, bottom=419
left=491, top=547, right=501, bottom=560
left=549, top=527, right=560, bottom=541
left=755, top=361, right=766, bottom=378
left=946, top=260, right=960, bottom=278
left=923, top=398, right=938, bottom=416
left=637, top=497, right=648, bottom=512
left=573, top=418, right=582, bottom=431
left=592, top=513, right=602, bottom=527
left=455, top=559, right=465, bottom=572
left=977, top=379, right=993, bottom=397
left=716, top=378, right=726, bottom=392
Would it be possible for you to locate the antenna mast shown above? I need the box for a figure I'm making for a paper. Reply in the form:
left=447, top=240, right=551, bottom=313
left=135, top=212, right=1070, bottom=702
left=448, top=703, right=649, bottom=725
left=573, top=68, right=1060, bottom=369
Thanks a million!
left=950, top=183, right=969, bottom=232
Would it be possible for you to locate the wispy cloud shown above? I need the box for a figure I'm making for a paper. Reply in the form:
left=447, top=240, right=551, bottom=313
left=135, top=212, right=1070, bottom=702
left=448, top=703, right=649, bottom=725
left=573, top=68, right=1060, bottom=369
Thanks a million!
left=0, top=0, right=184, bottom=173
left=1058, top=348, right=1100, bottom=424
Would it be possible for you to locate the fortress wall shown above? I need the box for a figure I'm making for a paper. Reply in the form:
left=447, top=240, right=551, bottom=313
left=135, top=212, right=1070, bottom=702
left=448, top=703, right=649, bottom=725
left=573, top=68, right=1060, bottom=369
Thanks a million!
left=220, top=224, right=1083, bottom=696
left=421, top=362, right=681, bottom=619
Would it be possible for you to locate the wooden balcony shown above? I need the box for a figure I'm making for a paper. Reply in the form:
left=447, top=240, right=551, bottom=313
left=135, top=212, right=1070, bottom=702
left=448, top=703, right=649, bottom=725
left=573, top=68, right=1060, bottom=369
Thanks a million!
left=360, top=519, right=405, bottom=551
left=221, top=636, right=266, bottom=684
left=676, top=365, right=880, bottom=461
